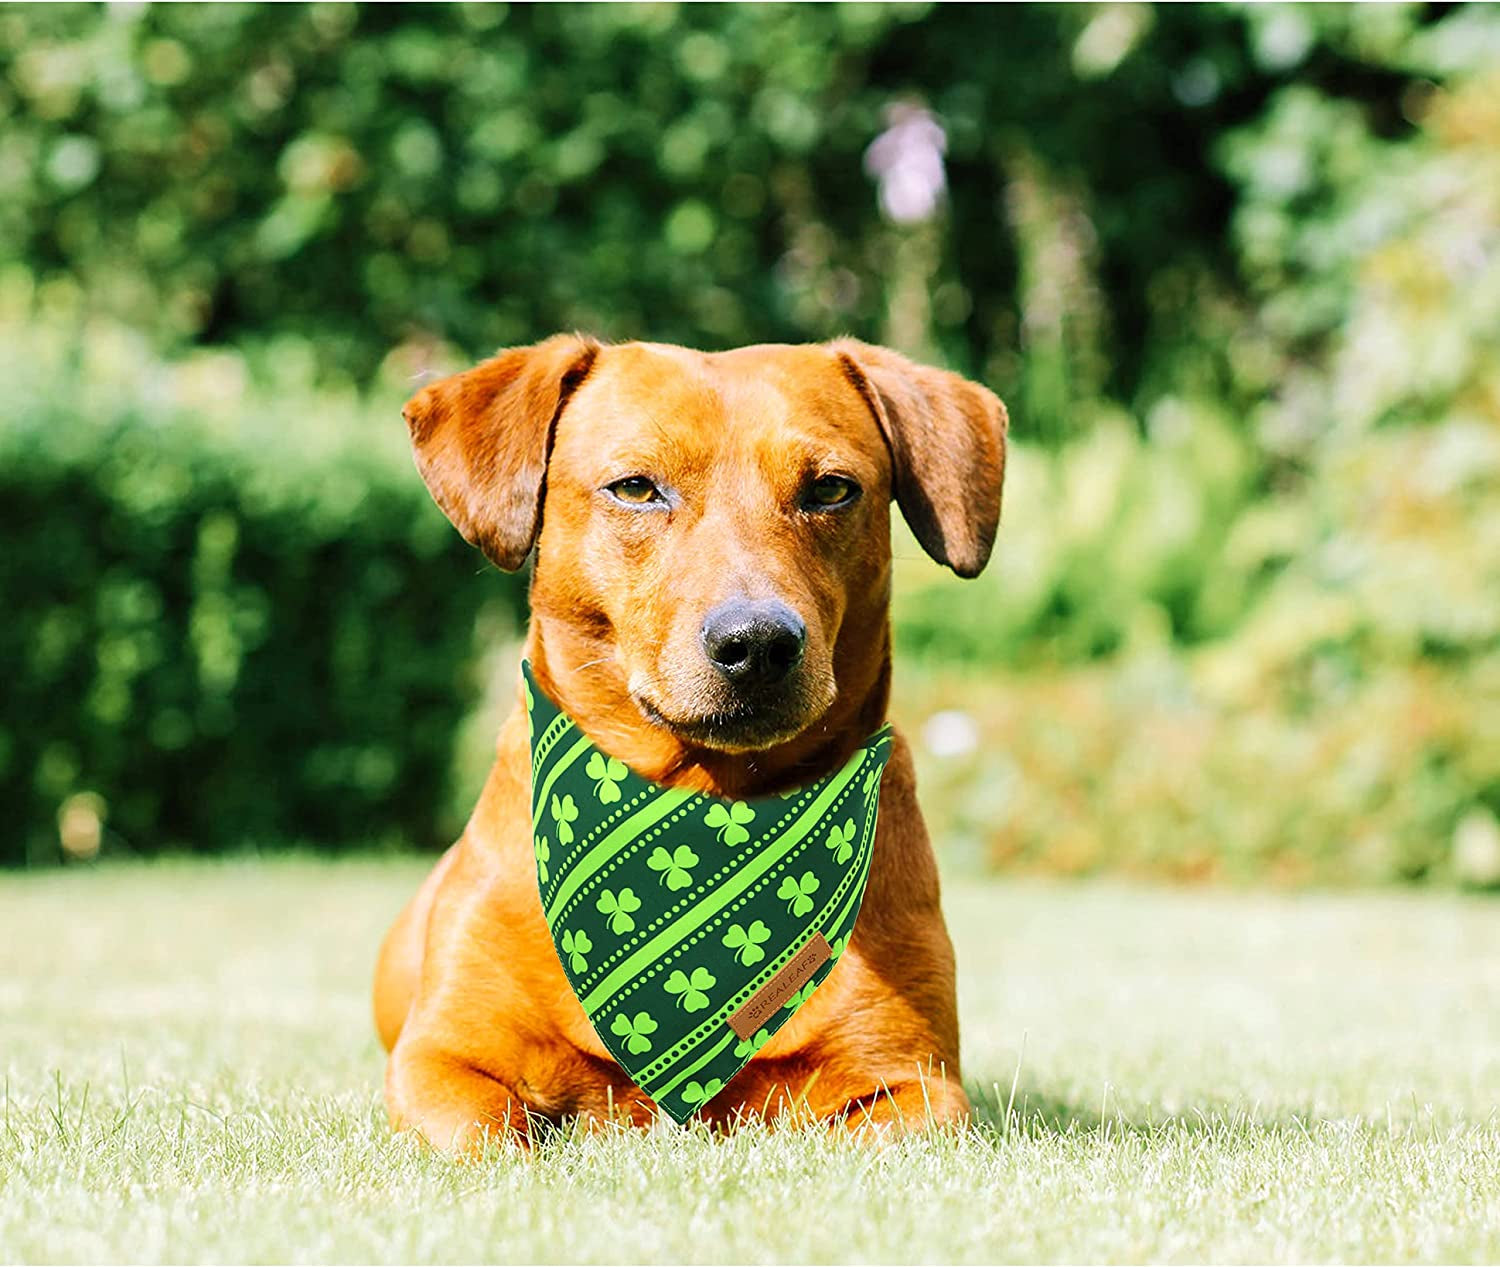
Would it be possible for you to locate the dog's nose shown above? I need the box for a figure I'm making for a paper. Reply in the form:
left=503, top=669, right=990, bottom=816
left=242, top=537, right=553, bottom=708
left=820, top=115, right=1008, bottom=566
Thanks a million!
left=700, top=599, right=807, bottom=687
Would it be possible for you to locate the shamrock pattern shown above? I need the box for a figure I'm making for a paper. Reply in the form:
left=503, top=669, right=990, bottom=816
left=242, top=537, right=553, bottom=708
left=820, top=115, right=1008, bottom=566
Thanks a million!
left=722, top=919, right=772, bottom=966
left=551, top=793, right=579, bottom=844
left=825, top=818, right=858, bottom=864
left=704, top=800, right=755, bottom=845
left=534, top=835, right=551, bottom=885
left=586, top=752, right=628, bottom=804
left=610, top=1010, right=658, bottom=1055
left=561, top=928, right=592, bottom=973
left=734, top=1028, right=771, bottom=1059
left=777, top=870, right=820, bottom=917
left=596, top=887, right=642, bottom=935
left=664, top=965, right=716, bottom=1012
left=646, top=844, right=699, bottom=891
left=521, top=660, right=895, bottom=1124
left=680, top=1078, right=724, bottom=1110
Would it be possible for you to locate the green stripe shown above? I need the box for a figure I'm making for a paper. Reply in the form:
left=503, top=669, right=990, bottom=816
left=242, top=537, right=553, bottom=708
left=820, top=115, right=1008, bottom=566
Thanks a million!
left=826, top=803, right=878, bottom=941
left=821, top=842, right=873, bottom=952
left=580, top=749, right=868, bottom=1014
left=544, top=788, right=695, bottom=923
left=644, top=1028, right=738, bottom=1102
left=570, top=789, right=818, bottom=992
left=633, top=917, right=824, bottom=1084
left=629, top=798, right=880, bottom=1085
left=549, top=786, right=651, bottom=899
left=840, top=794, right=880, bottom=913
left=640, top=842, right=869, bottom=1090
left=531, top=732, right=593, bottom=827
left=530, top=712, right=574, bottom=776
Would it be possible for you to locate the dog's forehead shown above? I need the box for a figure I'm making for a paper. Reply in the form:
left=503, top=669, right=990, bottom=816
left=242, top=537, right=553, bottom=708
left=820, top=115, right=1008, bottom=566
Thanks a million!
left=570, top=342, right=868, bottom=444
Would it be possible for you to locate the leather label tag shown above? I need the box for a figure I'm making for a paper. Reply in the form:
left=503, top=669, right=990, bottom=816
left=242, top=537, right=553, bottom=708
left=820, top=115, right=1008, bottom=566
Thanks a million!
left=728, top=932, right=832, bottom=1041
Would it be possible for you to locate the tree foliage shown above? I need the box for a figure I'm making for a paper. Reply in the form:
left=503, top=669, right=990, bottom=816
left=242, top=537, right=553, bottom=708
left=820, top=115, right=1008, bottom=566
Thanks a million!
left=1, top=2, right=1479, bottom=435
left=4, top=3, right=1499, bottom=875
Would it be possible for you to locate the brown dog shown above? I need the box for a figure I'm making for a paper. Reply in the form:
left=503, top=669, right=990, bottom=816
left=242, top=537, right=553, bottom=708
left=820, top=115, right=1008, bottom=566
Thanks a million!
left=373, top=336, right=1006, bottom=1149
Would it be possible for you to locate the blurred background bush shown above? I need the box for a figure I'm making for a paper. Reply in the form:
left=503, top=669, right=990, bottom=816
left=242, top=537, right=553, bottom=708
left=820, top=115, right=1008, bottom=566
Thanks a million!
left=2, top=3, right=1496, bottom=886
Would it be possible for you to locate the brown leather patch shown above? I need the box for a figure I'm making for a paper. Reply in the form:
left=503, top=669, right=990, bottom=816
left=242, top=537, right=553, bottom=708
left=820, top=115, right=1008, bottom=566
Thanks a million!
left=728, top=933, right=832, bottom=1041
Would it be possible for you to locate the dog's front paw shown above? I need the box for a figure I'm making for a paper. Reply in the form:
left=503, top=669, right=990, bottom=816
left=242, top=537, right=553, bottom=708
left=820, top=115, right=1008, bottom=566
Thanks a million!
left=834, top=1068, right=972, bottom=1140
left=385, top=1041, right=537, bottom=1155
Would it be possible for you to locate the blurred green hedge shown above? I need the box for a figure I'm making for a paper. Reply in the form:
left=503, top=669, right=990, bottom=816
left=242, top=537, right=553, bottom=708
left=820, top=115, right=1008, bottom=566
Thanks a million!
left=0, top=2, right=1457, bottom=442
left=7, top=300, right=1497, bottom=882
left=0, top=323, right=524, bottom=866
left=894, top=63, right=1500, bottom=888
left=900, top=410, right=1500, bottom=889
left=4, top=6, right=1499, bottom=881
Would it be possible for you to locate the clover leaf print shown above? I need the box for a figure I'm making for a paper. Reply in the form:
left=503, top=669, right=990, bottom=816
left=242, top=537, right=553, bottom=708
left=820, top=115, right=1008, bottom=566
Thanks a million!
left=534, top=835, right=551, bottom=885
left=610, top=1010, right=658, bottom=1055
left=782, top=979, right=819, bottom=1012
left=722, top=919, right=772, bottom=966
left=664, top=965, right=716, bottom=1012
left=863, top=766, right=881, bottom=802
left=560, top=928, right=592, bottom=973
left=585, top=752, right=628, bottom=804
left=776, top=870, right=820, bottom=917
left=680, top=1078, right=724, bottom=1110
left=596, top=887, right=642, bottom=935
left=734, top=1028, right=771, bottom=1059
left=825, top=817, right=858, bottom=865
left=550, top=793, right=579, bottom=844
left=828, top=933, right=850, bottom=961
left=705, top=800, right=755, bottom=846
left=647, top=844, right=699, bottom=891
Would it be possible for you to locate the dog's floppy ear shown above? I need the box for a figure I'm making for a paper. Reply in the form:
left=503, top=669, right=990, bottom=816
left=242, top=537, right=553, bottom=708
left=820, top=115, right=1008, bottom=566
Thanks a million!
left=831, top=339, right=1007, bottom=578
left=402, top=335, right=599, bottom=571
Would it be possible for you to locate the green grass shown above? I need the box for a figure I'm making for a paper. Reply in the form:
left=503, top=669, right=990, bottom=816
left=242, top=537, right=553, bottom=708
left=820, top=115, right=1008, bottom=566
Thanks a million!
left=2, top=858, right=1497, bottom=1264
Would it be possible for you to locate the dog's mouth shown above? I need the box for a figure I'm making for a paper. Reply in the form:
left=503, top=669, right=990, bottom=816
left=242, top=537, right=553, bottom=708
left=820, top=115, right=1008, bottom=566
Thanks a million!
left=631, top=691, right=821, bottom=753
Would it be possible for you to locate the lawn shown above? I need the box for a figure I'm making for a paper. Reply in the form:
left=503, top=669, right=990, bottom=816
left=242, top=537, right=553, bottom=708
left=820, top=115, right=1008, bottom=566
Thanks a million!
left=1, top=858, right=1497, bottom=1264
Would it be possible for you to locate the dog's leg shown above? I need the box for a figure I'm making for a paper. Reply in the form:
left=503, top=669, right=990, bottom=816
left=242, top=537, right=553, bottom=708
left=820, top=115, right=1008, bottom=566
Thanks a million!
left=373, top=844, right=460, bottom=1052
left=705, top=1057, right=969, bottom=1136
left=831, top=1065, right=971, bottom=1137
left=384, top=1038, right=537, bottom=1154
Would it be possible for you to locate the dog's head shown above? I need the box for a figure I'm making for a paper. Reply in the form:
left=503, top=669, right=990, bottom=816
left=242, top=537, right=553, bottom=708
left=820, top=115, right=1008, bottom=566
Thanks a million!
left=404, top=337, right=1005, bottom=758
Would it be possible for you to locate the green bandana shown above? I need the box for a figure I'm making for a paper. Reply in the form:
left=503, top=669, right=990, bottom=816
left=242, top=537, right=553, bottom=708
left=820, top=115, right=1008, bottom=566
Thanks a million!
left=522, top=661, right=892, bottom=1123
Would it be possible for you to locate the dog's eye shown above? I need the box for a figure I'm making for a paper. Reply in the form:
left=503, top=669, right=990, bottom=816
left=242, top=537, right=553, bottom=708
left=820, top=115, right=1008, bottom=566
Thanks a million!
left=805, top=475, right=859, bottom=509
left=606, top=476, right=664, bottom=506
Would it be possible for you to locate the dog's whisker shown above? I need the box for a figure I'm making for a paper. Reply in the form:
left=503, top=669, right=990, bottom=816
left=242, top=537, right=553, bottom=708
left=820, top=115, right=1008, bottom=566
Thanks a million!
left=569, top=656, right=615, bottom=675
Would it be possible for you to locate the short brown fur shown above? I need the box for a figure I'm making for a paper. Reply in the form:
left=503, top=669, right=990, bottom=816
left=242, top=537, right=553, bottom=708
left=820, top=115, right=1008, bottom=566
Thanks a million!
left=375, top=337, right=1006, bottom=1149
